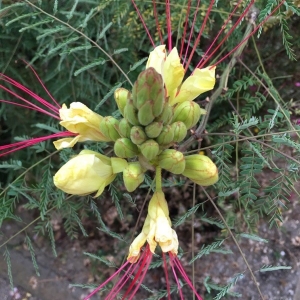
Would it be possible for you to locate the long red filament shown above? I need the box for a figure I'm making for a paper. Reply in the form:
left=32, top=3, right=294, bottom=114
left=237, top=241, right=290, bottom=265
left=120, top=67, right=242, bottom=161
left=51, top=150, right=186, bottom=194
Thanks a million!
left=195, top=0, right=247, bottom=69
left=169, top=254, right=184, bottom=299
left=182, top=0, right=201, bottom=67
left=131, top=0, right=155, bottom=48
left=211, top=0, right=285, bottom=67
left=153, top=0, right=163, bottom=45
left=179, top=0, right=192, bottom=59
left=166, top=0, right=172, bottom=52
left=184, top=0, right=215, bottom=73
left=162, top=252, right=171, bottom=300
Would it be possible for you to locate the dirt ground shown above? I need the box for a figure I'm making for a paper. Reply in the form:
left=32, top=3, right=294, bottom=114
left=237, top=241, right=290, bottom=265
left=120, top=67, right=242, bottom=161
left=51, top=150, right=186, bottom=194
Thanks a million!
left=0, top=187, right=300, bottom=300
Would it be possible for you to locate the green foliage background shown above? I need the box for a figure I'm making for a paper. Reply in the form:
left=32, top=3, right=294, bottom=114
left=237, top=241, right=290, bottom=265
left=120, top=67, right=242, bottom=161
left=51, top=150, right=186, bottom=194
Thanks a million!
left=0, top=0, right=300, bottom=298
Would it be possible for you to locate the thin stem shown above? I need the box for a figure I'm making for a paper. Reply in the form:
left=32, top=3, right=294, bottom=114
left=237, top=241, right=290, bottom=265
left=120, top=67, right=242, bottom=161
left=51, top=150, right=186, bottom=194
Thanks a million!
left=201, top=187, right=264, bottom=300
left=155, top=166, right=162, bottom=191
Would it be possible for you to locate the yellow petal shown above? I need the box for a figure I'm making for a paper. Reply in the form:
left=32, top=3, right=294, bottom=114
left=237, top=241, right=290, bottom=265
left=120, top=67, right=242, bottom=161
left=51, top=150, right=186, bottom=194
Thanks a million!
left=163, top=47, right=184, bottom=97
left=53, top=135, right=81, bottom=150
left=170, top=66, right=216, bottom=105
left=146, top=45, right=166, bottom=75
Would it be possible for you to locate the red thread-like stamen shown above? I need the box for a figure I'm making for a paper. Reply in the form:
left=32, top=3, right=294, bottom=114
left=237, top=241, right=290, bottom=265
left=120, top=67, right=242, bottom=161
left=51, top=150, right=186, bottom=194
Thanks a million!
left=182, top=0, right=201, bottom=67
left=153, top=0, right=163, bottom=45
left=162, top=252, right=171, bottom=300
left=195, top=0, right=247, bottom=69
left=131, top=0, right=155, bottom=48
left=166, top=0, right=172, bottom=52
left=179, top=0, right=192, bottom=58
left=184, top=0, right=215, bottom=72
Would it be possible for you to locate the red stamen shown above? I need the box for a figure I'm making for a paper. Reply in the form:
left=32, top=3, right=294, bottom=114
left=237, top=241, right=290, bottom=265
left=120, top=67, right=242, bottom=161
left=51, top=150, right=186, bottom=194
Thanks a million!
left=179, top=0, right=192, bottom=58
left=182, top=0, right=201, bottom=67
left=184, top=0, right=215, bottom=73
left=166, top=0, right=172, bottom=52
left=0, top=73, right=59, bottom=114
left=169, top=254, right=184, bottom=299
left=162, top=252, right=171, bottom=300
left=211, top=0, right=285, bottom=67
left=0, top=132, right=75, bottom=158
left=23, top=61, right=61, bottom=109
left=131, top=0, right=155, bottom=48
left=153, top=0, right=163, bottom=45
left=195, top=0, right=247, bottom=69
left=83, top=260, right=132, bottom=300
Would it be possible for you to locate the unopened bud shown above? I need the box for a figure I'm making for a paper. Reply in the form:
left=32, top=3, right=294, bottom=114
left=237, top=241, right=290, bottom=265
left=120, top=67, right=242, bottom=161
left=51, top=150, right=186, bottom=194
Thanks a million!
left=130, top=126, right=147, bottom=145
left=170, top=121, right=187, bottom=143
left=137, top=100, right=155, bottom=126
left=117, top=118, right=132, bottom=138
left=182, top=154, right=218, bottom=186
left=139, top=139, right=160, bottom=161
left=156, top=125, right=174, bottom=145
left=155, top=103, right=173, bottom=125
left=114, top=88, right=130, bottom=116
left=172, top=101, right=206, bottom=129
left=124, top=100, right=140, bottom=126
left=123, top=162, right=145, bottom=192
left=99, top=116, right=121, bottom=141
left=114, top=138, right=139, bottom=158
left=158, top=149, right=186, bottom=174
left=145, top=121, right=163, bottom=138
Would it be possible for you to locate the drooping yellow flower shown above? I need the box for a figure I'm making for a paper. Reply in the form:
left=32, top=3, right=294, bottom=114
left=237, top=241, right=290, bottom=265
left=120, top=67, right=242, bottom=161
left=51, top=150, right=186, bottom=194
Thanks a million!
left=53, top=102, right=111, bottom=150
left=53, top=150, right=126, bottom=196
left=127, top=191, right=178, bottom=262
left=146, top=45, right=216, bottom=106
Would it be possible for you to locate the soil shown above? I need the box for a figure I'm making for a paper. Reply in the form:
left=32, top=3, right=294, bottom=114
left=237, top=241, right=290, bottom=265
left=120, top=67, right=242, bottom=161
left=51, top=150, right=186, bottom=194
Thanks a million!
left=0, top=188, right=300, bottom=300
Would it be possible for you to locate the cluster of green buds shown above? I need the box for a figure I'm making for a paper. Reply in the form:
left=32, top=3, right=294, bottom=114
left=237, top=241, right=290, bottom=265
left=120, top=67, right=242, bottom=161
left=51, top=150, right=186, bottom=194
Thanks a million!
left=53, top=45, right=218, bottom=196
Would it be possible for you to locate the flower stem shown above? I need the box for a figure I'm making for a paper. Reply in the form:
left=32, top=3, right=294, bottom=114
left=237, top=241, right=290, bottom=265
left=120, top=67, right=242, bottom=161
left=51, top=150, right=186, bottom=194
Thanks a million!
left=155, top=166, right=162, bottom=191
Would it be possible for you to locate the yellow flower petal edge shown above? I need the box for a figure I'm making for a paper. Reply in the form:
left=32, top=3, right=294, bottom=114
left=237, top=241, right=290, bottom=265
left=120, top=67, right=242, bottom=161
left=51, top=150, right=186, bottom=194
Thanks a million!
left=170, top=66, right=216, bottom=105
left=146, top=45, right=166, bottom=75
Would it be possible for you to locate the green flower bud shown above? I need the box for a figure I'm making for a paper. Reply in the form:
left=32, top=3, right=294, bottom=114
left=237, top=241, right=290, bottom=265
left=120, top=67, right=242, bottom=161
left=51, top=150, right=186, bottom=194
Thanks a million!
left=99, top=116, right=121, bottom=141
left=172, top=101, right=206, bottom=129
left=123, top=162, right=145, bottom=192
left=117, top=118, right=132, bottom=138
left=111, top=157, right=128, bottom=173
left=124, top=100, right=140, bottom=125
left=114, top=138, right=139, bottom=158
left=170, top=121, right=187, bottom=143
left=145, top=121, right=163, bottom=138
left=132, top=68, right=164, bottom=115
left=155, top=103, right=173, bottom=125
left=138, top=100, right=155, bottom=126
left=114, top=88, right=130, bottom=116
left=156, top=125, right=174, bottom=145
left=182, top=154, right=218, bottom=186
left=139, top=139, right=160, bottom=161
left=158, top=149, right=186, bottom=174
left=130, top=126, right=147, bottom=145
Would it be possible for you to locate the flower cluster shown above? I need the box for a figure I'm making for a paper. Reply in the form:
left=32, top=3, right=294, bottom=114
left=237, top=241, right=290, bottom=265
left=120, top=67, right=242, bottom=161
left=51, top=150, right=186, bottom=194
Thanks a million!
left=53, top=45, right=218, bottom=196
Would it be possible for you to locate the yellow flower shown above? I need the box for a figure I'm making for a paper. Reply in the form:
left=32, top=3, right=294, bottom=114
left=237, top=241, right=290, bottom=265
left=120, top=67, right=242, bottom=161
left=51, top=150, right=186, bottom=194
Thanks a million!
left=146, top=45, right=216, bottom=106
left=53, top=150, right=117, bottom=196
left=53, top=102, right=111, bottom=150
left=127, top=191, right=178, bottom=262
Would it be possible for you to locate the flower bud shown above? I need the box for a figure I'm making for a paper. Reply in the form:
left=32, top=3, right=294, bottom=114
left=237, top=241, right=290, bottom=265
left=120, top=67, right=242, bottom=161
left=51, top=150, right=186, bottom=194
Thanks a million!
left=145, top=121, right=163, bottom=138
left=182, top=154, right=218, bottom=186
left=158, top=149, right=186, bottom=174
left=114, top=88, right=130, bottom=116
left=139, top=139, right=160, bottom=161
left=137, top=100, right=155, bottom=126
left=99, top=116, right=121, bottom=141
left=172, top=101, right=205, bottom=129
left=132, top=68, right=164, bottom=114
left=170, top=121, right=187, bottom=143
left=117, top=118, right=132, bottom=138
left=53, top=150, right=115, bottom=197
left=130, top=126, right=147, bottom=145
left=155, top=103, right=173, bottom=125
left=124, top=99, right=140, bottom=126
left=111, top=157, right=128, bottom=174
left=123, top=162, right=145, bottom=192
left=114, top=138, right=139, bottom=158
left=156, top=125, right=174, bottom=145
left=54, top=102, right=111, bottom=149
